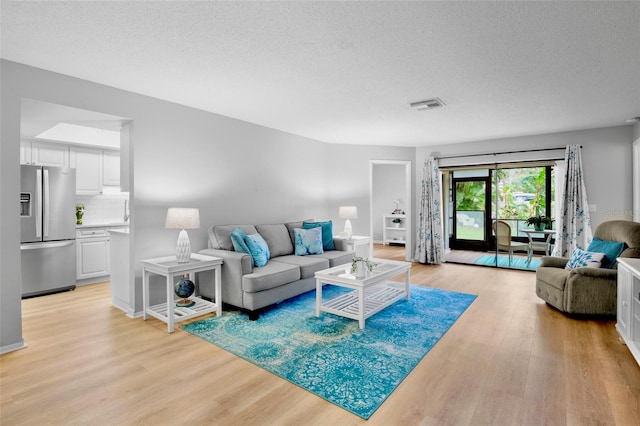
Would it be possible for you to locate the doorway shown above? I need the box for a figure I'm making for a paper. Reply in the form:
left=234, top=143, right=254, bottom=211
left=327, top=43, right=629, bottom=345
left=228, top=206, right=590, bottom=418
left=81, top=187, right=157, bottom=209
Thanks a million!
left=370, top=160, right=412, bottom=261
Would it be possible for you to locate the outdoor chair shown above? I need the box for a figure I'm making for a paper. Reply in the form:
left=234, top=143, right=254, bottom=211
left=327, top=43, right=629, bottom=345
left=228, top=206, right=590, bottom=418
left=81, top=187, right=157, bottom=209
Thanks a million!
left=493, top=220, right=530, bottom=266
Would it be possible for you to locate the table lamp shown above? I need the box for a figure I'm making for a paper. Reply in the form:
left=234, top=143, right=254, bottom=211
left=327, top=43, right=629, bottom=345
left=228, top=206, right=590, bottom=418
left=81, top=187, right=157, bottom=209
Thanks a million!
left=339, top=206, right=358, bottom=239
left=165, top=207, right=200, bottom=263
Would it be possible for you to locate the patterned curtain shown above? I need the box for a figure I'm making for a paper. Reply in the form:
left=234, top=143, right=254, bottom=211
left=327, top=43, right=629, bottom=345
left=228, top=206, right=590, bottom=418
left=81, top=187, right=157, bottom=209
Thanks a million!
left=414, top=157, right=445, bottom=264
left=552, top=145, right=593, bottom=257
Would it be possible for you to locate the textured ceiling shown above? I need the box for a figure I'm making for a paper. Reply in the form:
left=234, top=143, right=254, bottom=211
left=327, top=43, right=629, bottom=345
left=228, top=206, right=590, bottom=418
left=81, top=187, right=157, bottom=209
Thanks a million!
left=2, top=1, right=639, bottom=147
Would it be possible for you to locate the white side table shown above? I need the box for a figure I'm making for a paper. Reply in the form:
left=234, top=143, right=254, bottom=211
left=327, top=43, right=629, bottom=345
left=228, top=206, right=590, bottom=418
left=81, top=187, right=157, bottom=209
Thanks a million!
left=522, top=229, right=556, bottom=262
left=335, top=235, right=372, bottom=257
left=141, top=253, right=223, bottom=333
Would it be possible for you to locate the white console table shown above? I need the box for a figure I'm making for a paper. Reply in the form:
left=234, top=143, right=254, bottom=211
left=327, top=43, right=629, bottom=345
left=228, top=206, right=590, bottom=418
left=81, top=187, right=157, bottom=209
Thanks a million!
left=616, top=258, right=640, bottom=367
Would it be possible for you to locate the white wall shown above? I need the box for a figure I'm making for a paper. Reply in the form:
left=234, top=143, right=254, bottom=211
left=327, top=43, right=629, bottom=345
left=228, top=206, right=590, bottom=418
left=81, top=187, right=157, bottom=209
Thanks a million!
left=0, top=60, right=414, bottom=352
left=416, top=125, right=636, bottom=229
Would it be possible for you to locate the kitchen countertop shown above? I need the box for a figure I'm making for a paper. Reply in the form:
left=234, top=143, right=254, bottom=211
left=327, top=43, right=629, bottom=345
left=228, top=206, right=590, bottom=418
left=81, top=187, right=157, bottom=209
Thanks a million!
left=77, top=222, right=129, bottom=229
left=108, top=228, right=130, bottom=235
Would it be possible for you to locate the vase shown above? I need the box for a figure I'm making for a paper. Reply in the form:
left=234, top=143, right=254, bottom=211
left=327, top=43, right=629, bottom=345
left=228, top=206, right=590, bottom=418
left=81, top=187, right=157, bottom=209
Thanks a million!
left=354, top=261, right=366, bottom=278
left=534, top=224, right=544, bottom=231
left=76, top=214, right=83, bottom=225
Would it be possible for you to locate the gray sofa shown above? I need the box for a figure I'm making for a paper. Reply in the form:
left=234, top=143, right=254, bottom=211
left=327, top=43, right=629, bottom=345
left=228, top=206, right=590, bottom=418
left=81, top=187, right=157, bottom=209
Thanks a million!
left=199, top=220, right=355, bottom=319
left=535, top=220, right=640, bottom=315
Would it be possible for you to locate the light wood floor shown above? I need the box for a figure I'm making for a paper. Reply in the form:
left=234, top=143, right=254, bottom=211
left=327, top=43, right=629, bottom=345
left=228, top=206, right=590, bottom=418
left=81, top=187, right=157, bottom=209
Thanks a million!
left=2, top=245, right=640, bottom=425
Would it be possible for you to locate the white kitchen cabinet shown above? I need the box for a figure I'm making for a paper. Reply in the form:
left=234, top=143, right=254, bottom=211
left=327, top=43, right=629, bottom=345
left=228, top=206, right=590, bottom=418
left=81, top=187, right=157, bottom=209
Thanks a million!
left=383, top=214, right=407, bottom=245
left=109, top=229, right=134, bottom=317
left=76, top=228, right=110, bottom=280
left=617, top=258, right=640, bottom=368
left=70, top=147, right=103, bottom=194
left=103, top=150, right=120, bottom=187
left=21, top=141, right=69, bottom=167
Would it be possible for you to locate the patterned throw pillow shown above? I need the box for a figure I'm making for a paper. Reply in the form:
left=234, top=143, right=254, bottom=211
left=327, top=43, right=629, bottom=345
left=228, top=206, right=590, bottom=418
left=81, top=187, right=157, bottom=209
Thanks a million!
left=294, top=227, right=324, bottom=256
left=302, top=221, right=335, bottom=251
left=244, top=233, right=271, bottom=267
left=565, top=248, right=605, bottom=270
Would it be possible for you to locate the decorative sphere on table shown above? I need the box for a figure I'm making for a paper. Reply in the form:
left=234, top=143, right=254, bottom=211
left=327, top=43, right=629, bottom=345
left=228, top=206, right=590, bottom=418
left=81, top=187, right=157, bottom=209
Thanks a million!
left=175, top=277, right=196, bottom=308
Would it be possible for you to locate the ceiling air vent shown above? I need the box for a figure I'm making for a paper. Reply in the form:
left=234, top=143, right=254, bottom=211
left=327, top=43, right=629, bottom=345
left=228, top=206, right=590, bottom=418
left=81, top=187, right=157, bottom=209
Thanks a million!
left=409, top=98, right=445, bottom=111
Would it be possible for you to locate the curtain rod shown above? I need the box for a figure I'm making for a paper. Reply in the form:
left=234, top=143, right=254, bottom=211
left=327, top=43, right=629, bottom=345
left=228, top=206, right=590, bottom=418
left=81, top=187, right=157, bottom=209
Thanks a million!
left=433, top=146, right=581, bottom=161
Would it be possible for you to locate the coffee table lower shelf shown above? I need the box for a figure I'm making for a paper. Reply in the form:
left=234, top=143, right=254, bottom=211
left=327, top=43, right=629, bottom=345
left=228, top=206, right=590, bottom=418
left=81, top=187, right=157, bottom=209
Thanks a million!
left=320, top=284, right=406, bottom=326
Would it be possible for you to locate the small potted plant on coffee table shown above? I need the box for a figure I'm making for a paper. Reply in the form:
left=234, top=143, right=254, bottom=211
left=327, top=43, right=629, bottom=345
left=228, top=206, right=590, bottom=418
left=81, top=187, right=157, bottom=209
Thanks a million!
left=351, top=257, right=377, bottom=278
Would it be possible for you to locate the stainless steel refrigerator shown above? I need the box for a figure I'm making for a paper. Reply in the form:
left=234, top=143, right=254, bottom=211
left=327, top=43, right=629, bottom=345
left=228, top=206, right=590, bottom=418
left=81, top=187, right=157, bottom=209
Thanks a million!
left=20, top=165, right=77, bottom=298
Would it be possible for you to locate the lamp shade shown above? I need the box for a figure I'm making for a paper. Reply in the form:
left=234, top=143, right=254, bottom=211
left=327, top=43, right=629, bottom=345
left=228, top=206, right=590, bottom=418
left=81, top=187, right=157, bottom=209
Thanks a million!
left=165, top=208, right=200, bottom=230
left=339, top=206, right=358, bottom=220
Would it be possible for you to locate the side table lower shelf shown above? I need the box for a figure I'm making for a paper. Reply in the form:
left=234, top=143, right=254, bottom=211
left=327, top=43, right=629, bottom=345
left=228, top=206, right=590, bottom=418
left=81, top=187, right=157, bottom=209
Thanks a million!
left=146, top=296, right=218, bottom=324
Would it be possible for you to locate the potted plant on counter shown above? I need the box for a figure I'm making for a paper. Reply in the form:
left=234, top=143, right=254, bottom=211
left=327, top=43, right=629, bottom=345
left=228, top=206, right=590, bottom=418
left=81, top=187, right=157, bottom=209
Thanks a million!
left=76, top=204, right=86, bottom=225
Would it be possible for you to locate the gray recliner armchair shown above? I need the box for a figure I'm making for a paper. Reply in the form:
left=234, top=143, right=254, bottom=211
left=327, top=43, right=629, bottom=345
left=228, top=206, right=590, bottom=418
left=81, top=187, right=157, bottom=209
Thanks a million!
left=535, top=220, right=640, bottom=315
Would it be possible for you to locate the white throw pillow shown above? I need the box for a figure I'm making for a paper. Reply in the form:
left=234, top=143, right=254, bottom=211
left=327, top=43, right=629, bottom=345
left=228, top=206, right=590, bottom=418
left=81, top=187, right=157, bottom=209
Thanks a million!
left=565, top=248, right=605, bottom=270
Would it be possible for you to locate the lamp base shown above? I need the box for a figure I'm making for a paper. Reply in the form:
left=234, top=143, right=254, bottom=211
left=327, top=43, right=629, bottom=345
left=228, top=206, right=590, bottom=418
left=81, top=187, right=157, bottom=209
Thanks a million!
left=176, top=229, right=191, bottom=263
left=343, top=219, right=353, bottom=239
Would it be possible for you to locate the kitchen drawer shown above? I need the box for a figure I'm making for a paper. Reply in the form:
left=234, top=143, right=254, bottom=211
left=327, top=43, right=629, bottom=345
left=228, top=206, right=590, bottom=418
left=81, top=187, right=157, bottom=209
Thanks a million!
left=77, top=228, right=109, bottom=238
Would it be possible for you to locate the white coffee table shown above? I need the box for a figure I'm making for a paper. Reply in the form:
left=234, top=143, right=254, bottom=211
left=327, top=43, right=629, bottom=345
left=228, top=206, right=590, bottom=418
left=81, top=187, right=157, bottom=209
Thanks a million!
left=314, top=258, right=411, bottom=329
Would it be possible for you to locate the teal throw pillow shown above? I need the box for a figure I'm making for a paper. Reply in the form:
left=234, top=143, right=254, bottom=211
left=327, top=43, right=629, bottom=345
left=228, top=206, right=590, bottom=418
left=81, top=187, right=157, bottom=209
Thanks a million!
left=244, top=233, right=270, bottom=267
left=303, top=220, right=335, bottom=251
left=294, top=227, right=324, bottom=256
left=586, top=238, right=625, bottom=269
left=230, top=227, right=251, bottom=255
left=565, top=248, right=605, bottom=270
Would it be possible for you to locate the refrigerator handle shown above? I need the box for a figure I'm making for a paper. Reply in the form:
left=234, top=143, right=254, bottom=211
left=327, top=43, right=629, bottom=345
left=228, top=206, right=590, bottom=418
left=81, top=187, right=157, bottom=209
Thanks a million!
left=36, top=168, right=42, bottom=238
left=21, top=241, right=75, bottom=250
left=43, top=169, right=50, bottom=238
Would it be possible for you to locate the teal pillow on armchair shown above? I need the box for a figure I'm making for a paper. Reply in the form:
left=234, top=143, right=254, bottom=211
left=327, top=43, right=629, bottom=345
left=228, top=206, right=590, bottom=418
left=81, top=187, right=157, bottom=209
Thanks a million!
left=586, top=238, right=624, bottom=269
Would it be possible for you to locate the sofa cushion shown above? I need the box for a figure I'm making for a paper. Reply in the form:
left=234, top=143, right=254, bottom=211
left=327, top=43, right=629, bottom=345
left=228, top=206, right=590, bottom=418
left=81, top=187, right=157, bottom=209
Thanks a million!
left=303, top=221, right=335, bottom=250
left=242, top=261, right=300, bottom=293
left=273, top=255, right=330, bottom=279
left=255, top=223, right=293, bottom=257
left=586, top=238, right=624, bottom=269
left=245, top=233, right=270, bottom=267
left=312, top=249, right=355, bottom=267
left=294, top=227, right=324, bottom=255
left=209, top=224, right=257, bottom=251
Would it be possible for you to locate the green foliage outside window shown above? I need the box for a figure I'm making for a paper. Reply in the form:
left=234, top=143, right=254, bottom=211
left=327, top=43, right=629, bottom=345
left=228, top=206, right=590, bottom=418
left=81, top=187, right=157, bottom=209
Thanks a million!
left=453, top=166, right=554, bottom=221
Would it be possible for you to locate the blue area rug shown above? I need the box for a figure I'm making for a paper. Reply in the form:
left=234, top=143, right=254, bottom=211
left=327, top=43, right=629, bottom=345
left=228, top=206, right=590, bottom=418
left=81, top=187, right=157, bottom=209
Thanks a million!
left=475, top=254, right=541, bottom=270
left=182, top=285, right=476, bottom=419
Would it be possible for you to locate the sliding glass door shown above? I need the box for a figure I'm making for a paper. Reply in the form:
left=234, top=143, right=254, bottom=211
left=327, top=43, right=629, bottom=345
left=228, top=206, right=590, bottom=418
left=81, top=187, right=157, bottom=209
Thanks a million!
left=450, top=170, right=491, bottom=251
left=446, top=163, right=556, bottom=270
